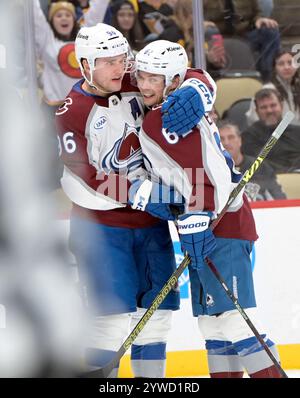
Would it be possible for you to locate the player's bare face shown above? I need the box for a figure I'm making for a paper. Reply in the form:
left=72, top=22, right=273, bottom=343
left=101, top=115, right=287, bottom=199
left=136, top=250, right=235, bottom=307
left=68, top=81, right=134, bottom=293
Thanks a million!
left=92, top=54, right=127, bottom=94
left=136, top=70, right=165, bottom=106
left=52, top=10, right=74, bottom=38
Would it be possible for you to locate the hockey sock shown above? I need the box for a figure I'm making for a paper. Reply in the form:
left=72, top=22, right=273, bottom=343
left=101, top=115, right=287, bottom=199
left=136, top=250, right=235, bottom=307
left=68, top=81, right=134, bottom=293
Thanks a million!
left=205, top=340, right=244, bottom=378
left=131, top=342, right=167, bottom=378
left=249, top=365, right=283, bottom=378
left=233, top=335, right=282, bottom=378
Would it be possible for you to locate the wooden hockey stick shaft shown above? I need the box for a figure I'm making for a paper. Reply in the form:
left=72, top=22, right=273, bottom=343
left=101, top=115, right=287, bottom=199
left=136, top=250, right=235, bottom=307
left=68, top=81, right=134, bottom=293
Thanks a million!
left=84, top=111, right=294, bottom=378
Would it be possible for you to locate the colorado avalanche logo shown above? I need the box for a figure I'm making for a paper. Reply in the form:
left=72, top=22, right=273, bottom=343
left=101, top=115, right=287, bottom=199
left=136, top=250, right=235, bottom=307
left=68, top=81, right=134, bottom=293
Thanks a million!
left=102, top=123, right=143, bottom=173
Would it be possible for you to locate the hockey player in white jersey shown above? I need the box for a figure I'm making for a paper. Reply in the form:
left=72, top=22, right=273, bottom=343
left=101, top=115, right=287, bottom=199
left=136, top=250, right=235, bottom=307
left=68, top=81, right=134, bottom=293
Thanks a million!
left=56, top=23, right=180, bottom=378
left=134, top=40, right=283, bottom=378
left=56, top=24, right=209, bottom=378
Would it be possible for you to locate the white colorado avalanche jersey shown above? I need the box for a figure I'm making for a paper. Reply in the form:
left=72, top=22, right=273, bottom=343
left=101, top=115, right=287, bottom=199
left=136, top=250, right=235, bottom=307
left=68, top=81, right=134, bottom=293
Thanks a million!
left=55, top=74, right=156, bottom=228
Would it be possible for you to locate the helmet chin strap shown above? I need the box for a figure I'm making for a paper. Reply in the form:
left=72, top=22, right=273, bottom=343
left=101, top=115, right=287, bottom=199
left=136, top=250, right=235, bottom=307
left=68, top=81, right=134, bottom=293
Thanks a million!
left=82, top=56, right=129, bottom=95
left=83, top=67, right=126, bottom=95
left=162, top=84, right=179, bottom=102
left=162, top=84, right=172, bottom=100
left=162, top=75, right=181, bottom=100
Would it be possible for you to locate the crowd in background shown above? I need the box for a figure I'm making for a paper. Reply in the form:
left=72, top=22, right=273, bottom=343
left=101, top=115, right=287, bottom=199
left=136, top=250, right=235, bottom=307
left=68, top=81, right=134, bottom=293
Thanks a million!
left=27, top=0, right=300, bottom=201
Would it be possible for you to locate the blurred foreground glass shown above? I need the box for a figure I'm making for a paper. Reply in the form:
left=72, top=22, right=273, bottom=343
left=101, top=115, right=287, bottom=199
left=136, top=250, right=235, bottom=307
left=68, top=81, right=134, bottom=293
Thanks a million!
left=0, top=0, right=86, bottom=377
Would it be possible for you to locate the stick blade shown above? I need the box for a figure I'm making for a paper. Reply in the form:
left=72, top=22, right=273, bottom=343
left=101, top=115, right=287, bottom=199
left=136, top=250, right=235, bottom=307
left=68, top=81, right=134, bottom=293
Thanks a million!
left=78, top=364, right=113, bottom=378
left=273, top=111, right=295, bottom=139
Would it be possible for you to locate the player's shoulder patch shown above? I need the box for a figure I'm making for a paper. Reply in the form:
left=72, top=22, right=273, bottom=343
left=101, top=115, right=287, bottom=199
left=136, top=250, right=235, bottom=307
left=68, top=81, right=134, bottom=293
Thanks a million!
left=56, top=97, right=73, bottom=116
left=55, top=88, right=95, bottom=134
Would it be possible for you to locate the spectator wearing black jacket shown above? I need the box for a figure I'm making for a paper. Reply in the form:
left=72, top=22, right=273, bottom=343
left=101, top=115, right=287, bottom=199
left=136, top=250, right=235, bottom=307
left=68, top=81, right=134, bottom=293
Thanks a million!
left=219, top=122, right=286, bottom=201
left=138, top=0, right=175, bottom=36
left=242, top=88, right=300, bottom=173
left=203, top=0, right=280, bottom=81
left=157, top=0, right=226, bottom=77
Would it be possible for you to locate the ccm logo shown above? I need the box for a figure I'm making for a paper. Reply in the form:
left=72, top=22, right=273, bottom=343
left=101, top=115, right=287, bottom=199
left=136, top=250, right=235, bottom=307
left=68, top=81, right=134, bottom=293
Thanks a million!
left=189, top=79, right=212, bottom=106
left=179, top=221, right=208, bottom=230
left=198, top=84, right=212, bottom=106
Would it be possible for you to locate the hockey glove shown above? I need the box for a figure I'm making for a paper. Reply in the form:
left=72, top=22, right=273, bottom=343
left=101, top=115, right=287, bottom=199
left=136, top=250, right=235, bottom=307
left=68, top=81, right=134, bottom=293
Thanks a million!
left=128, top=179, right=184, bottom=221
left=177, top=211, right=217, bottom=270
left=161, top=85, right=205, bottom=135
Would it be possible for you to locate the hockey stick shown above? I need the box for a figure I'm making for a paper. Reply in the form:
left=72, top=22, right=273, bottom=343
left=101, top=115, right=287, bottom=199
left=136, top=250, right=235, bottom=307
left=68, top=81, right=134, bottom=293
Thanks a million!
left=204, top=257, right=288, bottom=378
left=84, top=111, right=294, bottom=378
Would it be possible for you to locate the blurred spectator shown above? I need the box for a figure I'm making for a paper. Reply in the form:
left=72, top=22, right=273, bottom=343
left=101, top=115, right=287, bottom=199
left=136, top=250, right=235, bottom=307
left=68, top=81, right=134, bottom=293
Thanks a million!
left=204, top=24, right=226, bottom=79
left=151, top=0, right=178, bottom=14
left=270, top=0, right=300, bottom=37
left=111, top=0, right=145, bottom=52
left=219, top=122, right=286, bottom=200
left=47, top=1, right=79, bottom=41
left=156, top=0, right=193, bottom=60
left=66, top=0, right=90, bottom=23
left=157, top=0, right=226, bottom=76
left=128, top=0, right=139, bottom=12
left=49, top=0, right=89, bottom=22
left=246, top=49, right=300, bottom=125
left=34, top=0, right=109, bottom=105
left=203, top=0, right=280, bottom=81
left=54, top=1, right=113, bottom=25
left=259, top=0, right=274, bottom=17
left=138, top=0, right=176, bottom=36
left=242, top=88, right=300, bottom=173
left=139, top=0, right=175, bottom=19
